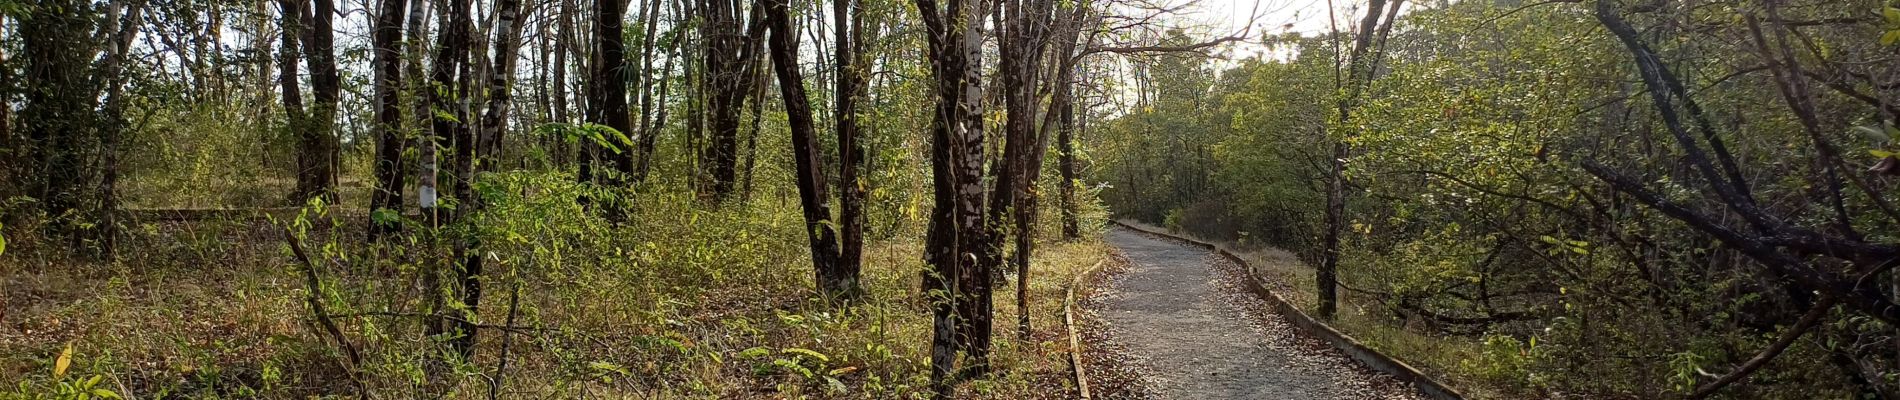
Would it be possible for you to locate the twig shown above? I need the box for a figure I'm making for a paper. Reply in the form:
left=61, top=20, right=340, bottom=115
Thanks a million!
left=489, top=284, right=522, bottom=400
left=333, top=311, right=552, bottom=336
left=1478, top=0, right=1582, bottom=26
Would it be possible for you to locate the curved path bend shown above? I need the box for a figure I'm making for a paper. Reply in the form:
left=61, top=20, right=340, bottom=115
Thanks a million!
left=1087, top=227, right=1423, bottom=400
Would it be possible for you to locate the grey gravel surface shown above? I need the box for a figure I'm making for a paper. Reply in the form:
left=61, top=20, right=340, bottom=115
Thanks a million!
left=1092, top=227, right=1424, bottom=400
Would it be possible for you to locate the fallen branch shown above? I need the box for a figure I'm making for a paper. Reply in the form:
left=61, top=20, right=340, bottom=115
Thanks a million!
left=332, top=310, right=552, bottom=336
left=283, top=226, right=368, bottom=398
left=1689, top=294, right=1838, bottom=399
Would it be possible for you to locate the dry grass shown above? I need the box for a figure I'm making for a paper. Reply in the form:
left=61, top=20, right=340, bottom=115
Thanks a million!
left=1, top=203, right=1110, bottom=399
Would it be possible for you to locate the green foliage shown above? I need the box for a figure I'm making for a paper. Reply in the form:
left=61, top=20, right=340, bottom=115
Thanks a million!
left=6, top=343, right=121, bottom=400
left=1881, top=7, right=1900, bottom=45
left=1094, top=0, right=1900, bottom=397
left=1457, top=333, right=1547, bottom=391
left=532, top=122, right=633, bottom=154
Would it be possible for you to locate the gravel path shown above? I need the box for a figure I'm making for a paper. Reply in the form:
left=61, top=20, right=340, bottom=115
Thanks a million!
left=1089, top=227, right=1423, bottom=400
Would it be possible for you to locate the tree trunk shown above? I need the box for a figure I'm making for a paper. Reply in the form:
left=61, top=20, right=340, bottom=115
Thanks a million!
left=95, top=2, right=144, bottom=259
left=740, top=59, right=766, bottom=202
left=916, top=0, right=993, bottom=393
left=479, top=0, right=527, bottom=165
left=370, top=0, right=411, bottom=241
left=534, top=5, right=555, bottom=165
left=1317, top=0, right=1393, bottom=320
left=1056, top=75, right=1079, bottom=240
left=630, top=0, right=663, bottom=183
left=423, top=0, right=473, bottom=350
left=553, top=0, right=572, bottom=128
left=0, top=15, right=14, bottom=201
left=991, top=0, right=1053, bottom=341
left=640, top=21, right=681, bottom=182
left=22, top=0, right=106, bottom=250
left=405, top=0, right=431, bottom=211
left=832, top=0, right=868, bottom=300
left=438, top=0, right=527, bottom=360
left=277, top=0, right=312, bottom=201
left=294, top=0, right=342, bottom=204
left=762, top=0, right=848, bottom=301
left=445, top=0, right=486, bottom=360
left=252, top=0, right=275, bottom=139
left=697, top=0, right=764, bottom=203
left=1318, top=141, right=1346, bottom=319
left=589, top=0, right=633, bottom=189
left=1053, top=8, right=1087, bottom=241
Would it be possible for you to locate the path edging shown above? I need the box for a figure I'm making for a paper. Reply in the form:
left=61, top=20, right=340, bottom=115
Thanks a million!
left=1064, top=259, right=1107, bottom=400
left=1109, top=220, right=1467, bottom=400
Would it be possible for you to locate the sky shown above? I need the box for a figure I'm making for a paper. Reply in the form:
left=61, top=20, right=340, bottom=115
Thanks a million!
left=1207, top=0, right=1344, bottom=36
left=1173, top=0, right=1399, bottom=60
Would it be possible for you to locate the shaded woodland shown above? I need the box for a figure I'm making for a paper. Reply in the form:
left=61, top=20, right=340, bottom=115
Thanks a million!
left=8, top=0, right=1899, bottom=397
left=0, top=0, right=1228, bottom=396
left=1096, top=0, right=1900, bottom=398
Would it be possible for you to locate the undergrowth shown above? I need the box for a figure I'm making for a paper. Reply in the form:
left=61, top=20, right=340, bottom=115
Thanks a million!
left=0, top=171, right=1110, bottom=399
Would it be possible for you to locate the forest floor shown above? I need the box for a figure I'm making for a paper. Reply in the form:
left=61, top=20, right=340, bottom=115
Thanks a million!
left=1, top=196, right=1108, bottom=398
left=1081, top=227, right=1423, bottom=399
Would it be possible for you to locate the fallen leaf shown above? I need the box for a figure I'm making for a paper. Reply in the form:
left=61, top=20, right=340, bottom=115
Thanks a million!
left=53, top=342, right=73, bottom=379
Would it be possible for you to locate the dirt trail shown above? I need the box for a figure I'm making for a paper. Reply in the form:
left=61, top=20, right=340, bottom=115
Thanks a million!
left=1087, top=227, right=1422, bottom=399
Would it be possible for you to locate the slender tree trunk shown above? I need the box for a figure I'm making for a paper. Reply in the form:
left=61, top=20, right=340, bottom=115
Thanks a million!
left=294, top=0, right=342, bottom=204
left=534, top=6, right=554, bottom=164
left=438, top=0, right=527, bottom=359
left=95, top=2, right=143, bottom=259
left=641, top=20, right=680, bottom=181
left=0, top=15, right=14, bottom=200
left=449, top=7, right=482, bottom=358
left=589, top=0, right=633, bottom=188
left=1007, top=0, right=1082, bottom=339
left=278, top=0, right=312, bottom=201
left=992, top=0, right=1052, bottom=342
left=682, top=0, right=704, bottom=189
left=762, top=0, right=847, bottom=301
left=697, top=1, right=764, bottom=203
left=629, top=0, right=663, bottom=183
left=480, top=0, right=526, bottom=164
left=1056, top=80, right=1079, bottom=240
left=252, top=0, right=275, bottom=133
left=424, top=0, right=473, bottom=349
left=831, top=0, right=868, bottom=300
left=739, top=59, right=765, bottom=202
left=553, top=0, right=575, bottom=170
left=1054, top=10, right=1087, bottom=241
left=1318, top=141, right=1346, bottom=318
left=370, top=0, right=411, bottom=241
left=1317, top=0, right=1393, bottom=320
left=407, top=0, right=432, bottom=217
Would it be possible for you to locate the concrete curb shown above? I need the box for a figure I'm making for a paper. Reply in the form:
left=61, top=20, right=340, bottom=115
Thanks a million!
left=1065, top=259, right=1107, bottom=400
left=1109, top=220, right=1467, bottom=400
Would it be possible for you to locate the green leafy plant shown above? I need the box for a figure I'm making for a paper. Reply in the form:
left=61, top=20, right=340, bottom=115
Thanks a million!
left=6, top=343, right=121, bottom=400
left=1881, top=7, right=1900, bottom=45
